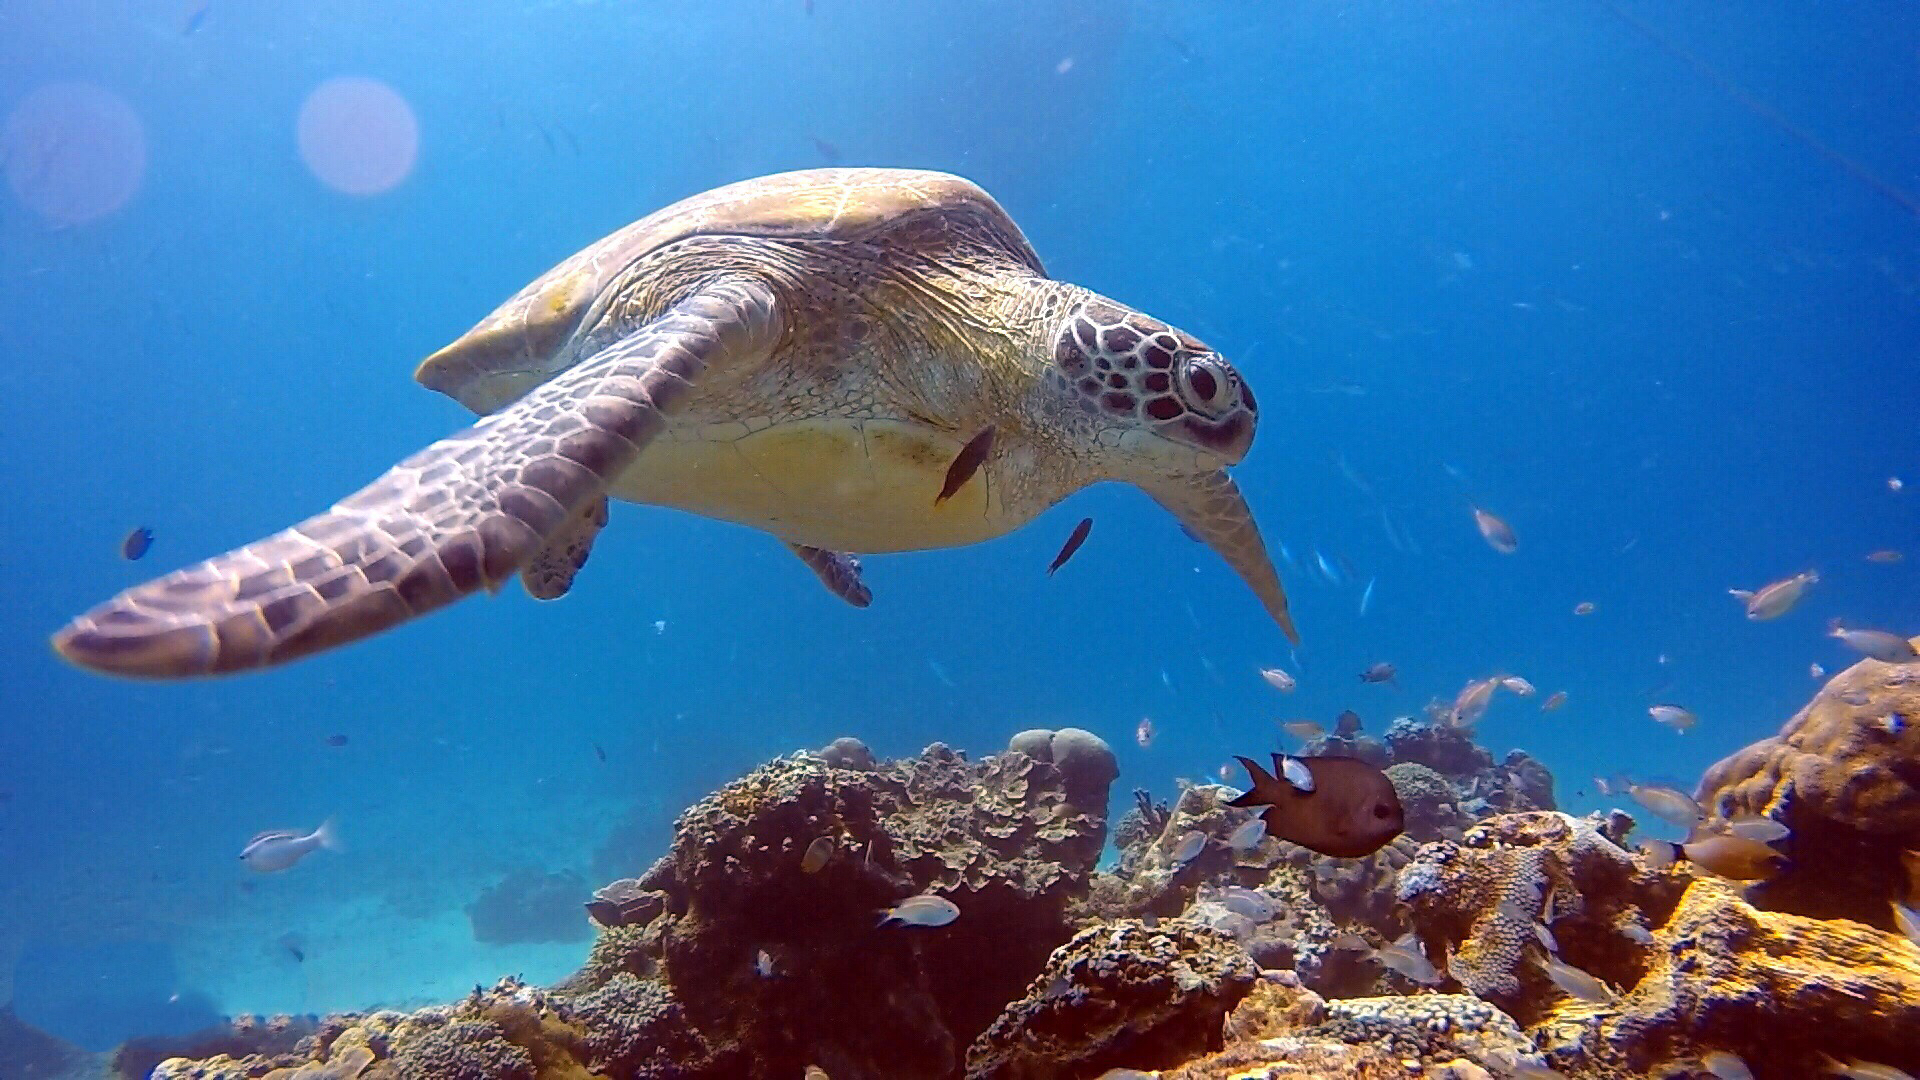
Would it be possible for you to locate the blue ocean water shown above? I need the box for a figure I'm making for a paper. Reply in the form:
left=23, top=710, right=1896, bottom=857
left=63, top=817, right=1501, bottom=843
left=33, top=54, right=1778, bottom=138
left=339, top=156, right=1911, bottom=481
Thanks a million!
left=0, top=0, right=1915, bottom=1053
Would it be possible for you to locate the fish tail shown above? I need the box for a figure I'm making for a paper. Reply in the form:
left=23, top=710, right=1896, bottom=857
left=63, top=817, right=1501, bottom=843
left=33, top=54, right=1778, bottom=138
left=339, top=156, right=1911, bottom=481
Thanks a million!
left=313, top=817, right=344, bottom=854
left=875, top=910, right=895, bottom=927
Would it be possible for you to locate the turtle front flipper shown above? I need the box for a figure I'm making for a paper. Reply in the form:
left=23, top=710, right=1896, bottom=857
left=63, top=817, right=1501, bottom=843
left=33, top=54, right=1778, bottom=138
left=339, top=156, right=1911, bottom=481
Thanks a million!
left=786, top=542, right=872, bottom=607
left=52, top=277, right=784, bottom=678
left=1141, top=469, right=1299, bottom=644
left=521, top=496, right=609, bottom=601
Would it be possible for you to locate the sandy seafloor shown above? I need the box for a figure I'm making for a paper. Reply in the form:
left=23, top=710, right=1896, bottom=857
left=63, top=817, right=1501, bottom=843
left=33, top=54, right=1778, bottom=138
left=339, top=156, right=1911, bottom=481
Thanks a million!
left=0, top=772, right=627, bottom=1028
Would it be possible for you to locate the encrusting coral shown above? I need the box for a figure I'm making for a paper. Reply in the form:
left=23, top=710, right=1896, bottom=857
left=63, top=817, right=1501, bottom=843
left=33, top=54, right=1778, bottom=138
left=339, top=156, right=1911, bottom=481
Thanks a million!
left=1395, top=811, right=1687, bottom=1022
left=1697, top=648, right=1920, bottom=925
left=962, top=918, right=1258, bottom=1078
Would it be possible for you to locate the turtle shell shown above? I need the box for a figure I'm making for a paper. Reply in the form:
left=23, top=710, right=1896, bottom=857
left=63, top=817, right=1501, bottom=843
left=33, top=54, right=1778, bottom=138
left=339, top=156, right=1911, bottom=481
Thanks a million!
left=414, top=168, right=1044, bottom=411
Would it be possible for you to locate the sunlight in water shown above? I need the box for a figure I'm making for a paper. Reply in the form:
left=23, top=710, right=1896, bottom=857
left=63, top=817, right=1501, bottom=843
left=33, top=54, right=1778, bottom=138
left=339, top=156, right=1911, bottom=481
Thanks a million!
left=1, top=81, right=146, bottom=227
left=296, top=76, right=420, bottom=196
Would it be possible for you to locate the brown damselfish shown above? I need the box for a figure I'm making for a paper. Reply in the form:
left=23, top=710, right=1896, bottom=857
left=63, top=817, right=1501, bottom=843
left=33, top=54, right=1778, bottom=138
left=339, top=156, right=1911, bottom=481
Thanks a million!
left=1227, top=753, right=1404, bottom=858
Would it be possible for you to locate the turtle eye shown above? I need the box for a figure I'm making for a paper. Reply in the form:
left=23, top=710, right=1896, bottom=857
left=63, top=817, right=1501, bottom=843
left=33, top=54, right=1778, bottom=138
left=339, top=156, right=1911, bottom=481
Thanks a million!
left=1177, top=355, right=1235, bottom=414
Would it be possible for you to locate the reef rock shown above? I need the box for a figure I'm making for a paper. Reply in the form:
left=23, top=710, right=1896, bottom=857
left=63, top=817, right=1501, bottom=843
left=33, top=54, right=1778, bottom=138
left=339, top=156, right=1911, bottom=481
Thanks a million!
left=1167, top=979, right=1538, bottom=1080
left=466, top=869, right=592, bottom=945
left=1697, top=650, right=1920, bottom=925
left=963, top=918, right=1259, bottom=1079
left=1539, top=876, right=1920, bottom=1077
left=1395, top=811, right=1687, bottom=1024
left=606, top=740, right=1113, bottom=1078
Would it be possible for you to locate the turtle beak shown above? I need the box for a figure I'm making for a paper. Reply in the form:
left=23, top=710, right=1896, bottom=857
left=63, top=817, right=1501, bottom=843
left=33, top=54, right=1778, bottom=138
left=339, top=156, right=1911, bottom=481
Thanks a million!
left=1139, top=469, right=1298, bottom=643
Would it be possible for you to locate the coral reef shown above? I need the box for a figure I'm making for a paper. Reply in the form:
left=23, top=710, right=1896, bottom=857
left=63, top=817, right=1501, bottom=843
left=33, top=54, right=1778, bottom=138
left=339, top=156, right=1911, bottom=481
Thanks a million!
left=115, top=1013, right=320, bottom=1079
left=1384, top=761, right=1468, bottom=841
left=1696, top=649, right=1920, bottom=925
left=137, top=694, right=1920, bottom=1080
left=1165, top=976, right=1539, bottom=1079
left=1539, top=877, right=1920, bottom=1077
left=466, top=869, right=592, bottom=945
left=1395, top=810, right=1686, bottom=1022
left=962, top=918, right=1258, bottom=1078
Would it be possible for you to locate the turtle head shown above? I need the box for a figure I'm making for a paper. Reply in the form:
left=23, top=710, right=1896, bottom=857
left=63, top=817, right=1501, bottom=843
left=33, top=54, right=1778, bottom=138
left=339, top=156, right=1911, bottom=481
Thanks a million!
left=1044, top=294, right=1298, bottom=644
left=1048, top=296, right=1256, bottom=473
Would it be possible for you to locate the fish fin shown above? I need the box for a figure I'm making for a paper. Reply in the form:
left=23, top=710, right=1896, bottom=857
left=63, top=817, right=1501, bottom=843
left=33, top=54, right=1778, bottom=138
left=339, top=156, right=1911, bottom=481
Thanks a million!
left=1226, top=756, right=1276, bottom=806
left=313, top=817, right=344, bottom=854
left=875, top=910, right=896, bottom=927
left=935, top=426, right=995, bottom=504
left=1728, top=589, right=1753, bottom=601
left=1139, top=470, right=1298, bottom=643
left=521, top=496, right=609, bottom=600
left=51, top=277, right=784, bottom=677
left=786, top=543, right=872, bottom=607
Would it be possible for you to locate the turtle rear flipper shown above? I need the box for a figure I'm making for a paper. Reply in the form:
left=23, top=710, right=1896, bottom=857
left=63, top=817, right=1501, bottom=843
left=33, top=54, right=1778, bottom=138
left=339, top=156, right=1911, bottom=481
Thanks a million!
left=52, top=277, right=783, bottom=678
left=521, top=496, right=609, bottom=601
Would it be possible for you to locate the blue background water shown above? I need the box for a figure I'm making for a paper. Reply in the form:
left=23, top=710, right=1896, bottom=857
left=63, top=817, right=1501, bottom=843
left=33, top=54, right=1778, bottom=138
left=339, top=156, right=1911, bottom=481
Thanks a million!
left=1, top=0, right=1915, bottom=1052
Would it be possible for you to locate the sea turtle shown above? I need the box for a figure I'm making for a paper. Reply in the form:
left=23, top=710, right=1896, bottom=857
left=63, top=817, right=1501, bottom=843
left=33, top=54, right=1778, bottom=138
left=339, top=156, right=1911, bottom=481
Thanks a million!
left=53, top=168, right=1297, bottom=678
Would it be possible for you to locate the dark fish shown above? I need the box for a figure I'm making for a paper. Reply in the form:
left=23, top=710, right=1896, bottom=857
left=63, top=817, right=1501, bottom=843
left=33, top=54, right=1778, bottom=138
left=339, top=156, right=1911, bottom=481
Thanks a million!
left=324, top=733, right=348, bottom=748
left=1333, top=709, right=1362, bottom=737
left=593, top=743, right=607, bottom=763
left=277, top=932, right=305, bottom=963
left=935, top=426, right=994, bottom=504
left=811, top=136, right=840, bottom=162
left=1226, top=753, right=1404, bottom=858
left=1047, top=517, right=1093, bottom=576
left=1358, top=662, right=1397, bottom=685
left=121, top=527, right=154, bottom=560
left=182, top=0, right=210, bottom=34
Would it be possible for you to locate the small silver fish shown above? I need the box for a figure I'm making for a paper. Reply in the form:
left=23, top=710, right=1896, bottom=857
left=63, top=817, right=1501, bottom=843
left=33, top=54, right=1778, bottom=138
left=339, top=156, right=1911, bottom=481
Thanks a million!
left=1373, top=933, right=1443, bottom=985
left=1894, top=901, right=1920, bottom=948
left=1451, top=677, right=1498, bottom=727
left=1539, top=954, right=1616, bottom=1003
left=878, top=894, right=959, bottom=927
left=1135, top=716, right=1155, bottom=749
left=1628, top=783, right=1702, bottom=827
left=1280, top=719, right=1324, bottom=740
left=1541, top=690, right=1568, bottom=712
left=1217, top=886, right=1276, bottom=922
left=1830, top=622, right=1920, bottom=663
left=1819, top=1056, right=1916, bottom=1080
left=1619, top=922, right=1654, bottom=946
left=1649, top=704, right=1698, bottom=733
left=1534, top=919, right=1558, bottom=953
left=1472, top=506, right=1518, bottom=553
left=240, top=819, right=340, bottom=873
left=1259, top=666, right=1297, bottom=692
left=1728, top=570, right=1818, bottom=620
left=1499, top=675, right=1536, bottom=696
left=1573, top=601, right=1596, bottom=615
left=1810, top=662, right=1827, bottom=679
left=1723, top=816, right=1790, bottom=843
left=1701, top=1051, right=1754, bottom=1080
left=1358, top=662, right=1397, bottom=685
left=1226, top=816, right=1267, bottom=852
left=754, top=948, right=777, bottom=977
left=1277, top=755, right=1315, bottom=793
left=1358, top=576, right=1376, bottom=616
left=1169, top=829, right=1207, bottom=865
